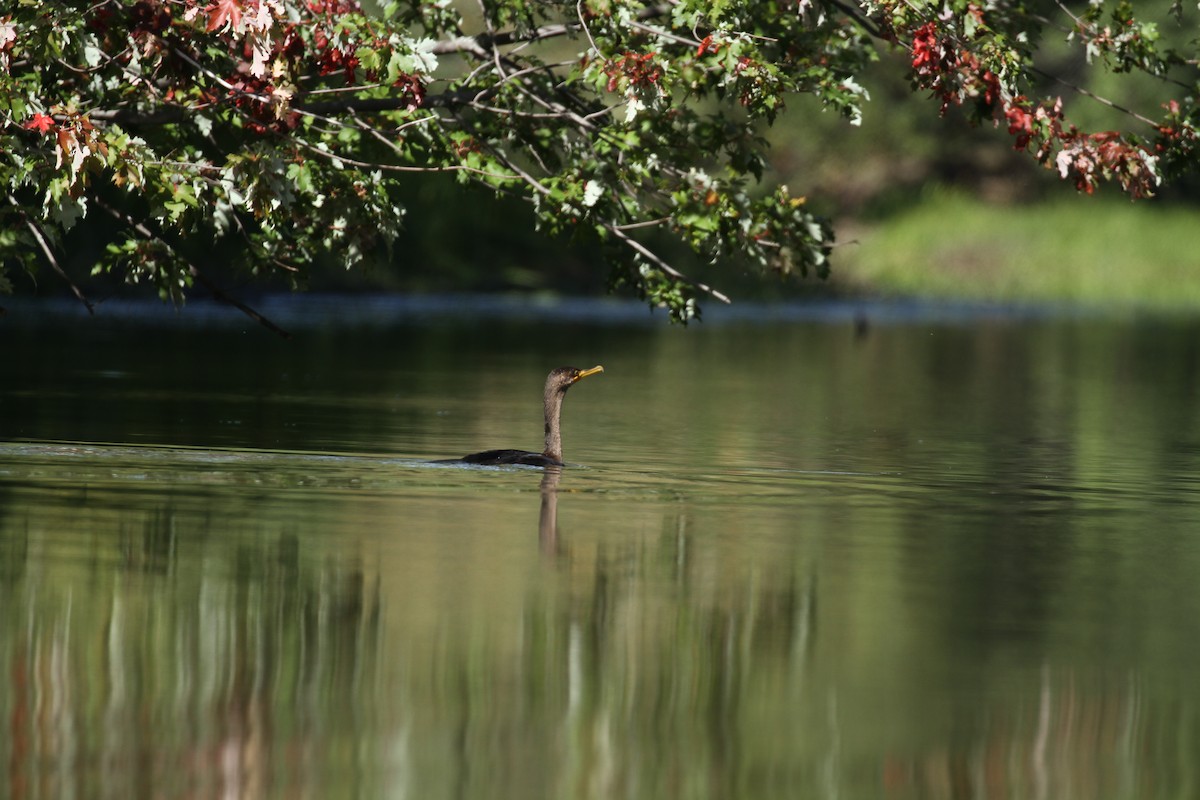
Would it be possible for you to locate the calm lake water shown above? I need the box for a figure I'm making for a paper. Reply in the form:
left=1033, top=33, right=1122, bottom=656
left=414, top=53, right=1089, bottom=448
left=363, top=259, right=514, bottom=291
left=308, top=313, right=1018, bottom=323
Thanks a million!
left=3, top=296, right=1200, bottom=799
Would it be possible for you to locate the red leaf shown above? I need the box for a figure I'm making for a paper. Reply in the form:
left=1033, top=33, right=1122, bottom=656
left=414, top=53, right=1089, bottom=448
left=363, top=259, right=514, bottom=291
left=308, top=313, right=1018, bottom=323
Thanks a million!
left=22, top=113, right=56, bottom=135
left=206, top=0, right=242, bottom=32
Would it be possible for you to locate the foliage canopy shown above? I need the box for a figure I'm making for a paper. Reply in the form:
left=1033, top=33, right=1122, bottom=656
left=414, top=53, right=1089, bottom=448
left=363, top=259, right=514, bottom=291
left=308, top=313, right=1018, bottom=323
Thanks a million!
left=2, top=0, right=1198, bottom=327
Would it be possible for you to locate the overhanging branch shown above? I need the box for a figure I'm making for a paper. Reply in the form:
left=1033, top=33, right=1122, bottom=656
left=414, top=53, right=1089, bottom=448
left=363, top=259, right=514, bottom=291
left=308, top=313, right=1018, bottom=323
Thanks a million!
left=77, top=4, right=679, bottom=128
left=429, top=3, right=672, bottom=56
left=6, top=194, right=94, bottom=314
left=93, top=198, right=293, bottom=339
left=605, top=223, right=732, bottom=305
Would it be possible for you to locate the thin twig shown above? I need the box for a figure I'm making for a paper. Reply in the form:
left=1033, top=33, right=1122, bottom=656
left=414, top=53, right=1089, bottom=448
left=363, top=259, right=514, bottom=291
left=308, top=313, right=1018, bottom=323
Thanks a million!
left=825, top=0, right=885, bottom=39
left=295, top=126, right=520, bottom=181
left=1031, top=66, right=1159, bottom=127
left=430, top=3, right=672, bottom=56
left=93, top=197, right=292, bottom=338
left=604, top=223, right=732, bottom=304
left=577, top=0, right=601, bottom=57
left=471, top=0, right=513, bottom=103
left=624, top=20, right=701, bottom=49
left=7, top=195, right=95, bottom=313
left=610, top=217, right=670, bottom=231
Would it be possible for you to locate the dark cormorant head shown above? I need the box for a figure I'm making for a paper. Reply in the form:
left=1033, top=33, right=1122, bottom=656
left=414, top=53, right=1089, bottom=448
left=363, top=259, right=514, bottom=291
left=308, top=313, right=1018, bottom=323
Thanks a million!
left=547, top=365, right=604, bottom=394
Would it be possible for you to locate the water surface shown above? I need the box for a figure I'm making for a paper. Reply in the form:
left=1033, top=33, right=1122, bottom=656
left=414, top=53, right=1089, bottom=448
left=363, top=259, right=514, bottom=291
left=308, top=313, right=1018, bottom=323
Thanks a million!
left=3, top=297, right=1200, bottom=799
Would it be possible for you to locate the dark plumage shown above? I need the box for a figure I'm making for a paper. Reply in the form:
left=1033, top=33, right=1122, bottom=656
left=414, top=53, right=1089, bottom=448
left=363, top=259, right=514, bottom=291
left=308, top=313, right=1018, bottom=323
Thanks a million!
left=453, top=365, right=604, bottom=467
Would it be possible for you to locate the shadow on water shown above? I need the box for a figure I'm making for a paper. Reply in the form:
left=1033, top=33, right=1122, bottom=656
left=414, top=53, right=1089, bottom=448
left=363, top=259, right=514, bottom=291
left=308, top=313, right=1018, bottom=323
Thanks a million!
left=4, top=297, right=1200, bottom=798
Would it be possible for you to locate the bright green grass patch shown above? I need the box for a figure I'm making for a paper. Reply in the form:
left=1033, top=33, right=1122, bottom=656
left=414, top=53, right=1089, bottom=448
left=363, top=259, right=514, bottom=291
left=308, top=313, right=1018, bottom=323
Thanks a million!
left=835, top=190, right=1200, bottom=310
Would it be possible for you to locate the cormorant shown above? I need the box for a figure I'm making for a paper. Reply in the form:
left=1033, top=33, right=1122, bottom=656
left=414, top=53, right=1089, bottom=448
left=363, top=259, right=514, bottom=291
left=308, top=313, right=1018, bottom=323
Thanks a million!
left=453, top=365, right=604, bottom=467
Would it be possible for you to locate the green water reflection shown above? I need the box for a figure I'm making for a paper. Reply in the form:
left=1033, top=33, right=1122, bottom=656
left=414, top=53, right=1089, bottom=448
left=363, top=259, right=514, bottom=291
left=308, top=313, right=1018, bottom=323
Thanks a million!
left=3, top=304, right=1200, bottom=799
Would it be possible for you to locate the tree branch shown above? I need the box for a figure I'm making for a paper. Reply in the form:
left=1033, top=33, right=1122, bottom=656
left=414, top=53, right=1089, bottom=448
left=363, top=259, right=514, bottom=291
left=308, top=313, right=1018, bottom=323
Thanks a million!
left=1030, top=66, right=1160, bottom=128
left=92, top=197, right=293, bottom=339
left=86, top=89, right=525, bottom=127
left=77, top=4, right=675, bottom=129
left=6, top=195, right=94, bottom=314
left=429, top=3, right=672, bottom=56
left=604, top=223, right=732, bottom=305
left=827, top=0, right=886, bottom=40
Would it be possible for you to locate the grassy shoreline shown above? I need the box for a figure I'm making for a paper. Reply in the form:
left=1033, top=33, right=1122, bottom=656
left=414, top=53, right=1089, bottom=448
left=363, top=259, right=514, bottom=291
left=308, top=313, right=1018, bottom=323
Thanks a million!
left=830, top=191, right=1200, bottom=312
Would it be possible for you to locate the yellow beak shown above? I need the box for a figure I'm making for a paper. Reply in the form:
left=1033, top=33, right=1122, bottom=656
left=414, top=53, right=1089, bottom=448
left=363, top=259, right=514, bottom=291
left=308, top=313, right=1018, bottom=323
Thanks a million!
left=574, top=365, right=604, bottom=382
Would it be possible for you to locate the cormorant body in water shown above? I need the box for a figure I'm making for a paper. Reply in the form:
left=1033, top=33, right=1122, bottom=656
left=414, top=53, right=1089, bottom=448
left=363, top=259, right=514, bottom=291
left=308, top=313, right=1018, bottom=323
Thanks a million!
left=453, top=365, right=604, bottom=467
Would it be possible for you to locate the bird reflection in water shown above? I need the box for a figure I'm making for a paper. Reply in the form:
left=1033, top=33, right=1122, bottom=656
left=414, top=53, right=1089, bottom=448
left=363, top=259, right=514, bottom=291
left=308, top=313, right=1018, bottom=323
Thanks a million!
left=429, top=365, right=603, bottom=553
left=539, top=466, right=563, bottom=555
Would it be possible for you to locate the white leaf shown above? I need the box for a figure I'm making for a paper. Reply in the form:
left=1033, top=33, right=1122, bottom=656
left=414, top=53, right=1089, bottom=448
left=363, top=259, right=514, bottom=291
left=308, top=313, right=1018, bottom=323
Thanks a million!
left=1055, top=149, right=1073, bottom=179
left=410, top=38, right=440, bottom=74
left=71, top=143, right=89, bottom=175
left=582, top=180, right=604, bottom=208
left=624, top=96, right=645, bottom=123
left=84, top=42, right=104, bottom=68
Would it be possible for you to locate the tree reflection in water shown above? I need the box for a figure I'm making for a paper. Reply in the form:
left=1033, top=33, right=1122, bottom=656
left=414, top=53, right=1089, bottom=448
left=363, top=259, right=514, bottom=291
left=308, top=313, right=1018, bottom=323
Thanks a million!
left=0, top=453, right=1196, bottom=799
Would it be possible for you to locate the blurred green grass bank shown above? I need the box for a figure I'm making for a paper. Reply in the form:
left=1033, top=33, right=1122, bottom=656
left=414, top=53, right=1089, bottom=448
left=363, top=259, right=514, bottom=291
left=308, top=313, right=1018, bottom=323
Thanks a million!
left=833, top=191, right=1200, bottom=312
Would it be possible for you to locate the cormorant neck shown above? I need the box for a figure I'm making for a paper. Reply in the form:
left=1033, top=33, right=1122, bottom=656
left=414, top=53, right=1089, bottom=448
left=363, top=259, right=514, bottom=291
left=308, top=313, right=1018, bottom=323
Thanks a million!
left=542, top=387, right=567, bottom=463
